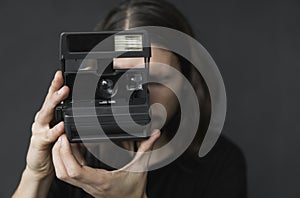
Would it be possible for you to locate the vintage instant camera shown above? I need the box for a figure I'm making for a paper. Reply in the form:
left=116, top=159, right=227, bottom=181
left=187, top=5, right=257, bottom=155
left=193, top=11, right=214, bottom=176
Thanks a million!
left=55, top=30, right=151, bottom=142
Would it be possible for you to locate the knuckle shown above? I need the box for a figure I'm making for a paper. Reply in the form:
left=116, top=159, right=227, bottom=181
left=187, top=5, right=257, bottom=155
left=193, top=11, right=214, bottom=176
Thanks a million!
left=31, top=123, right=46, bottom=137
left=34, top=111, right=40, bottom=122
left=44, top=131, right=53, bottom=143
left=46, top=96, right=56, bottom=108
left=51, top=79, right=57, bottom=87
left=30, top=135, right=38, bottom=145
left=100, top=182, right=111, bottom=192
left=56, top=172, right=68, bottom=180
left=34, top=115, right=42, bottom=124
left=68, top=169, right=81, bottom=179
left=31, top=122, right=37, bottom=133
left=50, top=79, right=59, bottom=90
left=35, top=109, right=46, bottom=123
left=50, top=93, right=62, bottom=106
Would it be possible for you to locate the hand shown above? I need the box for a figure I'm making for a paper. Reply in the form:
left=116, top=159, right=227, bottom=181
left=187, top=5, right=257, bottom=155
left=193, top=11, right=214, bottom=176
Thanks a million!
left=26, top=70, right=70, bottom=179
left=52, top=130, right=161, bottom=198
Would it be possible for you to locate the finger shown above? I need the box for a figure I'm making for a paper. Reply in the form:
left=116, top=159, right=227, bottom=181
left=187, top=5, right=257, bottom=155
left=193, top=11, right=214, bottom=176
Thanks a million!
left=46, top=121, right=65, bottom=143
left=36, top=85, right=69, bottom=125
left=59, top=135, right=108, bottom=185
left=35, top=71, right=61, bottom=123
left=53, top=136, right=84, bottom=187
left=59, top=135, right=83, bottom=179
left=49, top=70, right=64, bottom=94
left=43, top=71, right=64, bottom=105
left=122, top=130, right=161, bottom=172
left=137, top=129, right=161, bottom=153
left=35, top=71, right=68, bottom=125
left=52, top=137, right=69, bottom=180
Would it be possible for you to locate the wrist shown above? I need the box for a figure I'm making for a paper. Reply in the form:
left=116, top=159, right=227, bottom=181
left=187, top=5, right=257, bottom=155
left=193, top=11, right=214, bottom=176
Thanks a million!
left=12, top=166, right=54, bottom=198
left=24, top=164, right=54, bottom=181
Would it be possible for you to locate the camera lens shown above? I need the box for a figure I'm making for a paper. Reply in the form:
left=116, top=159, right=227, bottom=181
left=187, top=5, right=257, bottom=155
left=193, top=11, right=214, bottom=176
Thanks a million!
left=96, top=79, right=118, bottom=99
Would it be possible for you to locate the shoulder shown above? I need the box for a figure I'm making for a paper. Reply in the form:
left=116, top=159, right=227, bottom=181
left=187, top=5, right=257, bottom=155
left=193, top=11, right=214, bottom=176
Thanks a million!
left=190, top=135, right=247, bottom=175
left=180, top=135, right=246, bottom=167
left=207, top=135, right=246, bottom=164
left=191, top=135, right=248, bottom=197
left=175, top=135, right=247, bottom=189
left=147, top=136, right=247, bottom=197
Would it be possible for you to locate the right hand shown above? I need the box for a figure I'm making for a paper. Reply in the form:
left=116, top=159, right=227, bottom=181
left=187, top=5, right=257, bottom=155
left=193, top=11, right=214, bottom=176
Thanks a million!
left=26, top=70, right=70, bottom=179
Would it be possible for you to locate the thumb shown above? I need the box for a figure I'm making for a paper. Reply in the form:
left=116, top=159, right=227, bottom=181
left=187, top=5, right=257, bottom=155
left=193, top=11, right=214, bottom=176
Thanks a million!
left=137, top=129, right=161, bottom=153
left=121, top=130, right=161, bottom=172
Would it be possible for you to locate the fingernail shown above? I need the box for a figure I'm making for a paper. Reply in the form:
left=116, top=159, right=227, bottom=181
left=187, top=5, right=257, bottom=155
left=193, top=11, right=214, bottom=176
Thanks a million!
left=58, top=136, right=62, bottom=142
left=55, top=122, right=63, bottom=130
left=57, top=87, right=64, bottom=95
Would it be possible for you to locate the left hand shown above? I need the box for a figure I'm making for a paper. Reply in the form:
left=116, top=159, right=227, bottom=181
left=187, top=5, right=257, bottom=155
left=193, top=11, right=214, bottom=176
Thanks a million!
left=52, top=130, right=161, bottom=198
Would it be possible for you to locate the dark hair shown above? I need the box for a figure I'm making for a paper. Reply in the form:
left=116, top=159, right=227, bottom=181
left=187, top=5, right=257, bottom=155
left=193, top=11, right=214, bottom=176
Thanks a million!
left=96, top=0, right=194, bottom=35
left=96, top=0, right=211, bottom=157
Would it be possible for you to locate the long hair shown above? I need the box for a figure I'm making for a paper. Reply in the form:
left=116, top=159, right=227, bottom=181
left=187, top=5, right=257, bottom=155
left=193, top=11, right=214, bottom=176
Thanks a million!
left=95, top=0, right=211, bottom=157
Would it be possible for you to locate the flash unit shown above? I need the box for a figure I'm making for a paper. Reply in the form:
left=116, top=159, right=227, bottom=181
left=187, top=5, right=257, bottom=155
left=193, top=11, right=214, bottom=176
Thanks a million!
left=114, top=34, right=143, bottom=52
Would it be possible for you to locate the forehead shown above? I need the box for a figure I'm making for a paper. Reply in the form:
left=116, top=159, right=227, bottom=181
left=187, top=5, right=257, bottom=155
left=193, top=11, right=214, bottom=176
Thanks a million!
left=113, top=47, right=181, bottom=71
left=150, top=47, right=181, bottom=74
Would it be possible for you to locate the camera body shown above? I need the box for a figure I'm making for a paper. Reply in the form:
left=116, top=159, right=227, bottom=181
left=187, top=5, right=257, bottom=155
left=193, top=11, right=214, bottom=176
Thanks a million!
left=55, top=31, right=151, bottom=142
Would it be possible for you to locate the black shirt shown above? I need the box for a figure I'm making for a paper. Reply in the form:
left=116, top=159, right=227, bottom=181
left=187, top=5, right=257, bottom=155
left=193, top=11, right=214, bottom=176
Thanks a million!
left=48, top=136, right=247, bottom=198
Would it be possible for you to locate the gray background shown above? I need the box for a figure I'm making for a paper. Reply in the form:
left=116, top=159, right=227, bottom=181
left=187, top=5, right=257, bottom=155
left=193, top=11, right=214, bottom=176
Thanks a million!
left=0, top=0, right=299, bottom=197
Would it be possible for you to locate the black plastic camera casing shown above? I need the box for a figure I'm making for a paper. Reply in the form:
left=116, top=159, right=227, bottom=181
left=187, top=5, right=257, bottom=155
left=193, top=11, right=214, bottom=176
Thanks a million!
left=55, top=30, right=151, bottom=142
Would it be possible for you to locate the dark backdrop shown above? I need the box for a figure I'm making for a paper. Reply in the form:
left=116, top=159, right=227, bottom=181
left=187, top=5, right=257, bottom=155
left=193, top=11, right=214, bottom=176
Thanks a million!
left=0, top=0, right=299, bottom=197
